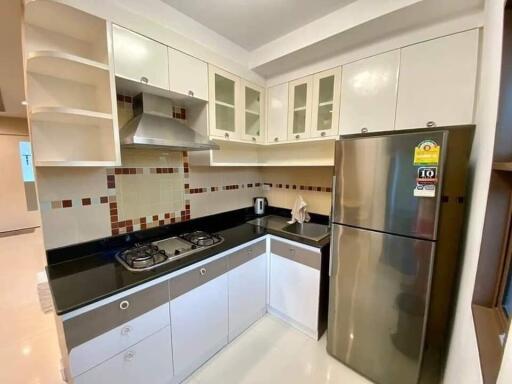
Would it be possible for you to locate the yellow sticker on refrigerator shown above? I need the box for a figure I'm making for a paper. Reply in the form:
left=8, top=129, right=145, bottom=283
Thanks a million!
left=413, top=140, right=440, bottom=166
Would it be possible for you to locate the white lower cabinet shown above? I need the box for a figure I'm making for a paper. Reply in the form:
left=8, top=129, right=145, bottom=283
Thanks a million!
left=269, top=239, right=321, bottom=338
left=170, top=271, right=228, bottom=382
left=74, top=326, right=173, bottom=384
left=228, top=250, right=267, bottom=341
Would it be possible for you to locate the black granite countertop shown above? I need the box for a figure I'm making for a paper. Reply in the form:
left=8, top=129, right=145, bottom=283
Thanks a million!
left=46, top=207, right=330, bottom=316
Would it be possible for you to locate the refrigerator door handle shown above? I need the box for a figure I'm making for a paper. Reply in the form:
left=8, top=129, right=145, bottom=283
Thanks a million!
left=329, top=175, right=336, bottom=277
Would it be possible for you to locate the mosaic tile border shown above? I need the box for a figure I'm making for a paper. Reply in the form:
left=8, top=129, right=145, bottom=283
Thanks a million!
left=107, top=151, right=191, bottom=236
left=187, top=182, right=262, bottom=194
left=263, top=183, right=332, bottom=192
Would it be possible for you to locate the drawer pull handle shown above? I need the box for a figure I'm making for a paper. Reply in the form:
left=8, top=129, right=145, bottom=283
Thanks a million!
left=289, top=248, right=296, bottom=255
left=121, top=326, right=132, bottom=335
left=426, top=121, right=436, bottom=128
left=188, top=90, right=194, bottom=97
left=140, top=76, right=149, bottom=84
left=252, top=137, right=257, bottom=141
left=321, top=131, right=326, bottom=137
left=124, top=350, right=136, bottom=361
left=119, top=300, right=130, bottom=310
left=361, top=127, right=368, bottom=133
left=295, top=134, right=300, bottom=139
left=274, top=137, right=279, bottom=142
left=224, top=132, right=230, bottom=139
left=200, top=268, right=207, bottom=276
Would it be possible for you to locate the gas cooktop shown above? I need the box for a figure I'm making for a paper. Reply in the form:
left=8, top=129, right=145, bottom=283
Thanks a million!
left=116, top=231, right=224, bottom=272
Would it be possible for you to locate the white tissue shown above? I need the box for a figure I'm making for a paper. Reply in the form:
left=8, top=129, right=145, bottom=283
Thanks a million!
left=288, top=195, right=310, bottom=224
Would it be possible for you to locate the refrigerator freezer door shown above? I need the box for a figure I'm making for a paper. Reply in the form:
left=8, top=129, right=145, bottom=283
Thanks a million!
left=327, top=224, right=435, bottom=384
left=333, top=130, right=447, bottom=240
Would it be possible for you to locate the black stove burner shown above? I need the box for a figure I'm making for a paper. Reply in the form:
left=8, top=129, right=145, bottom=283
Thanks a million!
left=118, top=244, right=168, bottom=269
left=180, top=231, right=222, bottom=247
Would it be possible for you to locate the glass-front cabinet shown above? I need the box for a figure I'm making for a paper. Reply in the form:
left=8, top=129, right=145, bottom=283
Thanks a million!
left=241, top=81, right=265, bottom=142
left=287, top=76, right=313, bottom=141
left=311, top=67, right=342, bottom=138
left=209, top=65, right=240, bottom=139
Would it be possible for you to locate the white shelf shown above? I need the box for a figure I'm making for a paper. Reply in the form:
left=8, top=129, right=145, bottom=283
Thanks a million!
left=293, top=106, right=307, bottom=112
left=26, top=50, right=109, bottom=85
left=35, top=160, right=119, bottom=167
left=24, top=0, right=105, bottom=43
left=318, top=101, right=334, bottom=107
left=30, top=106, right=112, bottom=126
left=245, top=109, right=260, bottom=116
left=215, top=100, right=235, bottom=109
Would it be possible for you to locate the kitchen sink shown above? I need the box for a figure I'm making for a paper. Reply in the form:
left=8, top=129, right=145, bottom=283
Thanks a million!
left=280, top=222, right=330, bottom=241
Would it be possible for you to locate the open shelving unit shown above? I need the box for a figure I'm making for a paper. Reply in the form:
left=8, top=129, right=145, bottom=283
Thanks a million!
left=22, top=0, right=120, bottom=167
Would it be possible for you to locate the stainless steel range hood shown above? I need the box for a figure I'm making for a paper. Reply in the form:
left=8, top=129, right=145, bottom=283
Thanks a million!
left=120, top=93, right=218, bottom=151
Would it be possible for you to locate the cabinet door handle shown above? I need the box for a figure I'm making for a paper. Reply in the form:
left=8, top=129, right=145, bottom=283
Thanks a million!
left=252, top=137, right=257, bottom=141
left=295, top=134, right=300, bottom=139
left=361, top=127, right=368, bottom=133
left=274, top=137, right=279, bottom=142
left=289, top=248, right=296, bottom=256
left=200, top=267, right=207, bottom=276
left=124, top=350, right=136, bottom=362
left=121, top=325, right=132, bottom=336
left=140, top=76, right=149, bottom=84
left=321, top=131, right=326, bottom=137
left=426, top=121, right=436, bottom=128
left=119, top=300, right=130, bottom=310
left=188, top=90, right=194, bottom=97
left=224, top=132, right=230, bottom=139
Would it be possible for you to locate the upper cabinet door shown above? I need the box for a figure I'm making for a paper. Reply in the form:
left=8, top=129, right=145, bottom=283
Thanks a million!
left=168, top=48, right=208, bottom=101
left=395, top=29, right=479, bottom=130
left=241, top=80, right=265, bottom=143
left=112, top=25, right=169, bottom=91
left=339, top=50, right=400, bottom=135
left=288, top=76, right=313, bottom=141
left=311, top=67, right=342, bottom=138
left=209, top=65, right=240, bottom=140
left=267, top=83, right=288, bottom=144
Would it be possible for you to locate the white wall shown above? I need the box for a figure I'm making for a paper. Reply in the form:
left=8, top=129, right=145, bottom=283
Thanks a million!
left=444, top=0, right=505, bottom=383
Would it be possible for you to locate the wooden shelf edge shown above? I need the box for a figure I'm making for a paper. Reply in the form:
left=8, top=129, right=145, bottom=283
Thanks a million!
left=471, top=304, right=505, bottom=384
left=493, top=162, right=512, bottom=171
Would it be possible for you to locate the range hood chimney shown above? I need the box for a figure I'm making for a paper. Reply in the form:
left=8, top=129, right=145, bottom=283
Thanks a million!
left=120, top=93, right=218, bottom=151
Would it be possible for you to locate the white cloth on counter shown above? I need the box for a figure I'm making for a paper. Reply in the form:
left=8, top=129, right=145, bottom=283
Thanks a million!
left=288, top=195, right=311, bottom=224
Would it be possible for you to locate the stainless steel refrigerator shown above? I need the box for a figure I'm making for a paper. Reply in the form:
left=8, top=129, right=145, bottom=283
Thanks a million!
left=327, top=126, right=474, bottom=384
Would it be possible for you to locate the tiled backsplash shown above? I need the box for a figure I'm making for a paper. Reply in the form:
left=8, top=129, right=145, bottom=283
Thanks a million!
left=36, top=96, right=333, bottom=249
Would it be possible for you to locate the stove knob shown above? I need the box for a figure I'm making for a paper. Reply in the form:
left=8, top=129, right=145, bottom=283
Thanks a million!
left=174, top=249, right=181, bottom=256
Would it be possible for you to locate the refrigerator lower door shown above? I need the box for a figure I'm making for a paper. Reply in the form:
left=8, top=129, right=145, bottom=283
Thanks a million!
left=327, top=224, right=435, bottom=384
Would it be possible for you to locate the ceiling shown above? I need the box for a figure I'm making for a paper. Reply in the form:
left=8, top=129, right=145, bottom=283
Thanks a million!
left=161, top=0, right=356, bottom=50
left=0, top=0, right=26, bottom=118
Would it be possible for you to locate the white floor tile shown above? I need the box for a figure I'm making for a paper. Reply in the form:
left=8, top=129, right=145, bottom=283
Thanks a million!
left=191, top=315, right=372, bottom=384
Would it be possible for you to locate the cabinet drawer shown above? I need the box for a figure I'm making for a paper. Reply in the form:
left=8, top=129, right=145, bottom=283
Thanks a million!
left=229, top=239, right=266, bottom=270
left=64, top=282, right=169, bottom=351
left=74, top=326, right=173, bottom=384
left=69, top=303, right=170, bottom=377
left=270, top=239, right=320, bottom=270
left=169, top=256, right=228, bottom=300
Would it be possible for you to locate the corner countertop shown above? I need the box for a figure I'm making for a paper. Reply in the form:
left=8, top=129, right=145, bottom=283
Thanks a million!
left=46, top=208, right=330, bottom=316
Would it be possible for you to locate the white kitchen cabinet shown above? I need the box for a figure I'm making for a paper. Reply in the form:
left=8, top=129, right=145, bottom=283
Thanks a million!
left=168, top=48, right=208, bottom=101
left=269, top=239, right=321, bottom=338
left=288, top=76, right=313, bottom=141
left=241, top=80, right=265, bottom=143
left=209, top=65, right=241, bottom=140
left=311, top=67, right=342, bottom=138
left=395, top=29, right=479, bottom=130
left=266, top=83, right=289, bottom=144
left=74, top=326, right=174, bottom=384
left=112, top=25, right=169, bottom=91
left=228, top=243, right=267, bottom=341
left=339, top=50, right=400, bottom=135
left=170, top=265, right=228, bottom=381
